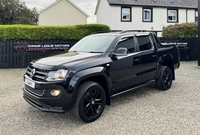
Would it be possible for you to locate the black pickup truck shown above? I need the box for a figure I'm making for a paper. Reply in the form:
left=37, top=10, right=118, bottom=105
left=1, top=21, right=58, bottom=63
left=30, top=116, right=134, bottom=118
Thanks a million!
left=23, top=31, right=180, bottom=122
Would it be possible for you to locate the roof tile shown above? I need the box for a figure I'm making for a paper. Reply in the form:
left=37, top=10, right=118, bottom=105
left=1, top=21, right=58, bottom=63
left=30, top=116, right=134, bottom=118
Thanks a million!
left=107, top=0, right=198, bottom=9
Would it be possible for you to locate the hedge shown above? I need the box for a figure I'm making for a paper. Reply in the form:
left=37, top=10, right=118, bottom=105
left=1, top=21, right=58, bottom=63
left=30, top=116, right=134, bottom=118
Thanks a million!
left=162, top=22, right=197, bottom=38
left=0, top=24, right=110, bottom=40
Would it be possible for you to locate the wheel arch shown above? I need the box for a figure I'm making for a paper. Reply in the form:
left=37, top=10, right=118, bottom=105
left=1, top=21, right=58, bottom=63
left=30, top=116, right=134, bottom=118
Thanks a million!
left=155, top=54, right=175, bottom=80
left=77, top=75, right=110, bottom=105
left=68, top=67, right=111, bottom=107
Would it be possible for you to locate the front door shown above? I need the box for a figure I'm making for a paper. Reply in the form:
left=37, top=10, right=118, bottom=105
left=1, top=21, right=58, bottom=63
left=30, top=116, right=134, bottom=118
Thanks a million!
left=109, top=36, right=141, bottom=94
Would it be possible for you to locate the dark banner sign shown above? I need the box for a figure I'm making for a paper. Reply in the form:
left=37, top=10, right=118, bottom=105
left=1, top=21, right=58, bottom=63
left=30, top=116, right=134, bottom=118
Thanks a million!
left=160, top=41, right=188, bottom=49
left=14, top=44, right=70, bottom=52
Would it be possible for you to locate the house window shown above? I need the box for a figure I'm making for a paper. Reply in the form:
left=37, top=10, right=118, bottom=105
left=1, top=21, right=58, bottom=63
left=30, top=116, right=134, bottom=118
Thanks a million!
left=167, top=9, right=178, bottom=23
left=121, top=7, right=132, bottom=22
left=143, top=8, right=152, bottom=22
left=195, top=10, right=198, bottom=22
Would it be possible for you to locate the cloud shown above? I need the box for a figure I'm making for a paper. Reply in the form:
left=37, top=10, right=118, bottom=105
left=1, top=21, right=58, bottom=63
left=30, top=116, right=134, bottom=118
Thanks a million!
left=23, top=0, right=97, bottom=23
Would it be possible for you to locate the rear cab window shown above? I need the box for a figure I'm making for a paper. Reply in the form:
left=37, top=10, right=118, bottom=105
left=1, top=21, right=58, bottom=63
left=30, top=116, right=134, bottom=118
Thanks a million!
left=137, top=35, right=154, bottom=51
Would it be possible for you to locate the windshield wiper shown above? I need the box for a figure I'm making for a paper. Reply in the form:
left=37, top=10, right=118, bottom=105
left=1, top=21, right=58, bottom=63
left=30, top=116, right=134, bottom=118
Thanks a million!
left=70, top=51, right=103, bottom=53
left=88, top=51, right=103, bottom=53
left=69, top=50, right=77, bottom=52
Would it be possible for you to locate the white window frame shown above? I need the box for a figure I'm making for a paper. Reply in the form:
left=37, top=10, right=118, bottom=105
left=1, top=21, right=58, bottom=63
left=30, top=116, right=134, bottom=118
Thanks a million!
left=121, top=7, right=131, bottom=22
left=168, top=9, right=178, bottom=23
left=143, top=8, right=152, bottom=22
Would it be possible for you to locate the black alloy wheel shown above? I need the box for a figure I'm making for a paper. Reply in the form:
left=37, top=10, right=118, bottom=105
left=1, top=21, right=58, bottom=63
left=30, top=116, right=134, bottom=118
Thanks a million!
left=72, top=81, right=106, bottom=123
left=155, top=66, right=173, bottom=90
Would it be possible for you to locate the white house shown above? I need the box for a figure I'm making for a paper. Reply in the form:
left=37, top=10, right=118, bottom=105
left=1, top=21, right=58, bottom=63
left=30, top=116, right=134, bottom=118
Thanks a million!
left=95, top=0, right=198, bottom=36
left=38, top=0, right=89, bottom=26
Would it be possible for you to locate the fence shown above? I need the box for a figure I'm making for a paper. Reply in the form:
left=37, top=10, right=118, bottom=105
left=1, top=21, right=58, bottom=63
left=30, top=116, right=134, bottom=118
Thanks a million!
left=0, top=38, right=199, bottom=68
left=0, top=40, right=77, bottom=68
left=158, top=37, right=198, bottom=61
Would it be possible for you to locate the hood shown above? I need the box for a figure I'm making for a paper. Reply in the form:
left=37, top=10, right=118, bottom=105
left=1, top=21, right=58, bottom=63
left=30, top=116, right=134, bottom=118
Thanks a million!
left=32, top=52, right=103, bottom=70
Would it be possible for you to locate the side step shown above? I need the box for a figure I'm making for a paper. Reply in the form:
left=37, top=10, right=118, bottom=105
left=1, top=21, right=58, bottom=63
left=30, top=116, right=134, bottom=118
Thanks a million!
left=110, top=80, right=154, bottom=98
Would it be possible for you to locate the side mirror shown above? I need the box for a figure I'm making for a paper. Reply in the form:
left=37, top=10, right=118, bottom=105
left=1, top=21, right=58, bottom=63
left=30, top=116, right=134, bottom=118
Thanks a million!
left=110, top=48, right=128, bottom=59
left=115, top=48, right=128, bottom=56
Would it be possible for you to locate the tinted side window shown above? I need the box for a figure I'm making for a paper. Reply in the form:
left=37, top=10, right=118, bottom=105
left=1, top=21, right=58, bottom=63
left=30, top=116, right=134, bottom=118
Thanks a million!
left=115, top=37, right=135, bottom=53
left=137, top=36, right=152, bottom=51
left=149, top=34, right=157, bottom=47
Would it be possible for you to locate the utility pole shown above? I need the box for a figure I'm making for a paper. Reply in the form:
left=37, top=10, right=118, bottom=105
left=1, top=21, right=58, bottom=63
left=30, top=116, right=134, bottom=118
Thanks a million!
left=198, top=0, right=200, bottom=66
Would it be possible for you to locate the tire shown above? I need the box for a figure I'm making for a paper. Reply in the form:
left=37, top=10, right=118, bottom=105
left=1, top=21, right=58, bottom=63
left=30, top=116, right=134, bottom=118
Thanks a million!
left=155, top=66, right=173, bottom=90
left=72, top=81, right=106, bottom=123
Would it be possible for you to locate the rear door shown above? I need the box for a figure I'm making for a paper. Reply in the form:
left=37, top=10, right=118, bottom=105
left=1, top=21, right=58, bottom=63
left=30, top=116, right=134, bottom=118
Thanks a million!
left=136, top=35, right=157, bottom=83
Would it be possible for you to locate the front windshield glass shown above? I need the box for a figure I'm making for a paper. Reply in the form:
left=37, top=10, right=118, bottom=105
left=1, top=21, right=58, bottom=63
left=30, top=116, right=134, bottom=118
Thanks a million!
left=69, top=35, right=115, bottom=53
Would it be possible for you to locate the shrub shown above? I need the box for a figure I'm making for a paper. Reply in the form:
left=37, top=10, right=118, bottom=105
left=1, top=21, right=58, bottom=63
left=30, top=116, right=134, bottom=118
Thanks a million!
left=0, top=24, right=110, bottom=40
left=162, top=22, right=197, bottom=38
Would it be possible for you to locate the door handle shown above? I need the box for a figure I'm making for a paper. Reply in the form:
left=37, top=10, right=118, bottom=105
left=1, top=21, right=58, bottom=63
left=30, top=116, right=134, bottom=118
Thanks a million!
left=134, top=59, right=139, bottom=62
left=152, top=55, right=156, bottom=58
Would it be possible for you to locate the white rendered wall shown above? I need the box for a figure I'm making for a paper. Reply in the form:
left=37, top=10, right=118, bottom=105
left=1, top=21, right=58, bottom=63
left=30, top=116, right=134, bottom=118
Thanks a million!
left=187, top=10, right=195, bottom=22
left=96, top=2, right=196, bottom=34
left=39, top=0, right=87, bottom=26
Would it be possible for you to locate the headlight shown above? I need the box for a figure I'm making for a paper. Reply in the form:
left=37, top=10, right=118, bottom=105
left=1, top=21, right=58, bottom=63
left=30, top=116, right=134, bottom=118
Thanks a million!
left=46, top=69, right=67, bottom=81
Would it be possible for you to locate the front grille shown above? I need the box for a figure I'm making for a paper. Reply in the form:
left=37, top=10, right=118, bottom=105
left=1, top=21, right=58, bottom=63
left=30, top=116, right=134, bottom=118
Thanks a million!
left=25, top=85, right=44, bottom=96
left=26, top=66, right=49, bottom=81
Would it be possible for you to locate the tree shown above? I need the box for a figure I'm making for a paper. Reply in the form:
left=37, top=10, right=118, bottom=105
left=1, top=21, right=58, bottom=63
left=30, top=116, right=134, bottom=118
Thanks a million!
left=0, top=0, right=38, bottom=24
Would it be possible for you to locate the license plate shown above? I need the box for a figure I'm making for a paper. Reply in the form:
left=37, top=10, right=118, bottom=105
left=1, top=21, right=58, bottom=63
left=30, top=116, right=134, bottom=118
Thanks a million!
left=25, top=79, right=35, bottom=89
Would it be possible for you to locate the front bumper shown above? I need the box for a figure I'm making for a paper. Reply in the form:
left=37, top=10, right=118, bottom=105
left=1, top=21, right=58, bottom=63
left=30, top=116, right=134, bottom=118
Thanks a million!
left=23, top=75, right=74, bottom=112
left=23, top=91, right=65, bottom=113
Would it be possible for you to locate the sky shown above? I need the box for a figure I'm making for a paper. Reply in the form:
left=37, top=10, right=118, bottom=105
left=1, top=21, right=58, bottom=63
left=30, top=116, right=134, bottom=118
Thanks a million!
left=23, top=0, right=98, bottom=23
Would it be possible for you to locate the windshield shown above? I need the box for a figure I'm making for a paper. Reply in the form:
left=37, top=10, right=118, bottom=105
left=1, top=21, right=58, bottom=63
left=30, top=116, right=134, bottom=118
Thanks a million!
left=69, top=35, right=115, bottom=53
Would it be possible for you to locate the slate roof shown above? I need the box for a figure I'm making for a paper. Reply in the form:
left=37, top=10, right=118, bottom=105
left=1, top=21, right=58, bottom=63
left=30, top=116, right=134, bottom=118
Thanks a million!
left=107, top=0, right=198, bottom=9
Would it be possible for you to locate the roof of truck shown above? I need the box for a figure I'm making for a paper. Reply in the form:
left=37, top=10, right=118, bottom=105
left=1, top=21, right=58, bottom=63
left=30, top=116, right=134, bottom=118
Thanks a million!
left=93, top=31, right=153, bottom=37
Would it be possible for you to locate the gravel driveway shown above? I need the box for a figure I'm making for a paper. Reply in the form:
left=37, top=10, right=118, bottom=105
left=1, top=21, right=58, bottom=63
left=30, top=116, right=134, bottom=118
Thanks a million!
left=0, top=61, right=200, bottom=135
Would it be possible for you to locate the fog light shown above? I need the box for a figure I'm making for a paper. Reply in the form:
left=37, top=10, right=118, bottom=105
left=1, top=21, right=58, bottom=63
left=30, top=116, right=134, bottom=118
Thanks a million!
left=51, top=90, right=61, bottom=96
